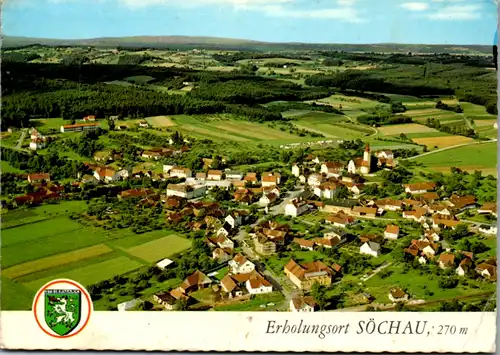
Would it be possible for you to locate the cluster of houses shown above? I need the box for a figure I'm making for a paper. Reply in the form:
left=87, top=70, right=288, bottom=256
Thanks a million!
left=165, top=168, right=283, bottom=202
left=292, top=145, right=396, bottom=181
left=29, top=128, right=49, bottom=151
left=153, top=254, right=273, bottom=310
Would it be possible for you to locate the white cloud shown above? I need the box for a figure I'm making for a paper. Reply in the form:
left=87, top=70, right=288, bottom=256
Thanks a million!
left=427, top=4, right=482, bottom=20
left=400, top=2, right=429, bottom=11
left=263, top=5, right=364, bottom=22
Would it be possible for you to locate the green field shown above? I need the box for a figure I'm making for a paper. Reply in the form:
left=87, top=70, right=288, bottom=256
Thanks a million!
left=124, top=234, right=191, bottom=262
left=414, top=142, right=497, bottom=175
left=2, top=244, right=114, bottom=279
left=169, top=114, right=325, bottom=145
left=23, top=256, right=144, bottom=291
left=1, top=200, right=192, bottom=309
left=1, top=201, right=87, bottom=229
left=362, top=263, right=497, bottom=303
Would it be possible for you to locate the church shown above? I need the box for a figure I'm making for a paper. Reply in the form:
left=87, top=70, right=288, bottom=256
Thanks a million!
left=347, top=144, right=372, bottom=175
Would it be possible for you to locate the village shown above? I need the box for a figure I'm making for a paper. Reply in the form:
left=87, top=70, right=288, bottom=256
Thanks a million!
left=6, top=122, right=497, bottom=313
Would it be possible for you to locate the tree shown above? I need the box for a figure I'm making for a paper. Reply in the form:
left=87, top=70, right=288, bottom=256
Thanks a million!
left=310, top=283, right=328, bottom=310
left=176, top=298, right=189, bottom=311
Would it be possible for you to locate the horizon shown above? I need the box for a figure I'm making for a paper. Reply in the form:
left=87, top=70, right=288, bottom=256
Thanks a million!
left=2, top=33, right=495, bottom=47
left=2, top=0, right=498, bottom=46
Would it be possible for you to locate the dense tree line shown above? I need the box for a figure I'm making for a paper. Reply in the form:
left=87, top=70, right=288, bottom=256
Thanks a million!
left=435, top=100, right=463, bottom=113
left=424, top=118, right=477, bottom=138
left=1, top=147, right=86, bottom=179
left=305, top=70, right=453, bottom=96
left=2, top=52, right=41, bottom=63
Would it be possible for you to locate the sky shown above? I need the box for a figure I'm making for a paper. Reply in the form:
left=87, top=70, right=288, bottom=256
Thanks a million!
left=2, top=0, right=498, bottom=45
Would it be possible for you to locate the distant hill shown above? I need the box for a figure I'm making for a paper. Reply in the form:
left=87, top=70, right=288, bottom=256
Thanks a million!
left=1, top=35, right=493, bottom=54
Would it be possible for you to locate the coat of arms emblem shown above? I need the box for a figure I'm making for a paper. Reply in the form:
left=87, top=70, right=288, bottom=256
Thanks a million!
left=44, top=289, right=82, bottom=336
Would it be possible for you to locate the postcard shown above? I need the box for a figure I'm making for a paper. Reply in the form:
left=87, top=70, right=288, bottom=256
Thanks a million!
left=0, top=0, right=498, bottom=352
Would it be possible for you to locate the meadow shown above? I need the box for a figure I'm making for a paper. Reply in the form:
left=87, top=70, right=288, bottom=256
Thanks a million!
left=414, top=142, right=498, bottom=176
left=0, top=201, right=191, bottom=310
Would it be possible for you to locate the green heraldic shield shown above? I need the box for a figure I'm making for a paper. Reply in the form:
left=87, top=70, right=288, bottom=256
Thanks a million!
left=44, top=289, right=82, bottom=336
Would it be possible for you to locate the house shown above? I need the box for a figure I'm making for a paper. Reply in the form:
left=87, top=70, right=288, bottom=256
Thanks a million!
left=375, top=150, right=395, bottom=167
left=373, top=198, right=402, bottom=212
left=169, top=166, right=192, bottom=179
left=207, top=170, right=223, bottom=181
left=475, top=259, right=497, bottom=280
left=402, top=207, right=428, bottom=223
left=165, top=196, right=186, bottom=209
left=360, top=242, right=381, bottom=257
left=284, top=259, right=333, bottom=292
left=253, top=234, right=278, bottom=255
left=347, top=145, right=372, bottom=175
left=156, top=258, right=174, bottom=270
left=234, top=189, right=255, bottom=205
left=225, top=210, right=248, bottom=228
left=195, top=172, right=207, bottom=181
left=293, top=238, right=315, bottom=251
left=478, top=224, right=497, bottom=236
left=419, top=192, right=440, bottom=203
left=229, top=254, right=255, bottom=275
left=456, top=258, right=473, bottom=276
left=306, top=174, right=325, bottom=187
left=60, top=123, right=100, bottom=133
left=213, top=235, right=234, bottom=249
left=212, top=248, right=232, bottom=263
left=153, top=292, right=177, bottom=310
left=179, top=270, right=212, bottom=294
left=163, top=165, right=175, bottom=174
left=359, top=234, right=383, bottom=244
left=261, top=172, right=281, bottom=187
left=259, top=192, right=278, bottom=206
left=432, top=216, right=461, bottom=230
left=314, top=182, right=340, bottom=199
left=166, top=183, right=206, bottom=199
left=388, top=288, right=408, bottom=302
left=448, top=194, right=476, bottom=211
left=477, top=203, right=497, bottom=217
left=117, top=299, right=139, bottom=311
left=93, top=166, right=121, bottom=182
left=325, top=212, right=356, bottom=228
left=351, top=206, right=377, bottom=218
left=284, top=198, right=310, bottom=217
left=423, top=230, right=440, bottom=242
left=320, top=162, right=344, bottom=177
left=428, top=204, right=453, bottom=216
left=27, top=173, right=50, bottom=183
left=438, top=253, right=456, bottom=269
left=225, top=171, right=243, bottom=180
left=83, top=115, right=96, bottom=121
left=138, top=121, right=149, bottom=128
left=384, top=225, right=400, bottom=240
left=314, top=237, right=340, bottom=249
left=246, top=272, right=273, bottom=295
left=119, top=188, right=155, bottom=199
left=403, top=182, right=436, bottom=195
left=220, top=275, right=244, bottom=298
left=29, top=137, right=47, bottom=151
left=216, top=224, right=232, bottom=238
left=291, top=164, right=301, bottom=177
left=290, top=296, right=317, bottom=312
left=243, top=172, right=258, bottom=185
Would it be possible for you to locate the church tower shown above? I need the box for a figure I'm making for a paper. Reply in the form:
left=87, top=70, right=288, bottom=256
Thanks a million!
left=361, top=144, right=371, bottom=175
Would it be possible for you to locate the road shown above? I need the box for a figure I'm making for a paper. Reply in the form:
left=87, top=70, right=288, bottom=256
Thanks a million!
left=16, top=129, right=28, bottom=149
left=404, top=139, right=497, bottom=161
left=360, top=262, right=392, bottom=282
